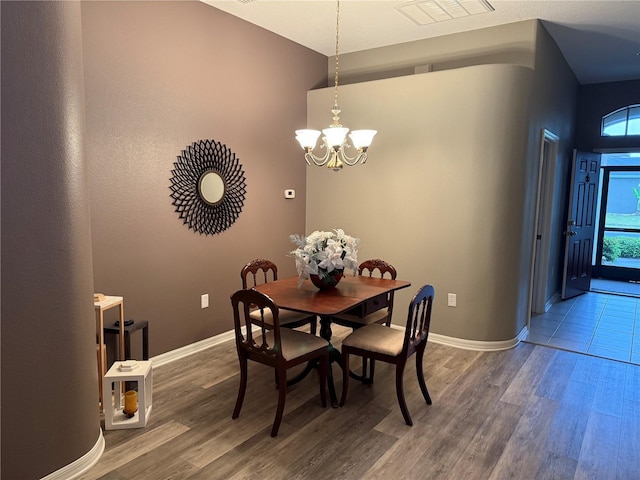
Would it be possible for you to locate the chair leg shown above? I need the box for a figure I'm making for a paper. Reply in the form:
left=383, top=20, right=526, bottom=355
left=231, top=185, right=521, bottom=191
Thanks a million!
left=416, top=344, right=432, bottom=405
left=395, top=361, right=413, bottom=426
left=369, top=359, right=376, bottom=383
left=339, top=350, right=350, bottom=407
left=232, top=354, right=248, bottom=419
left=271, top=367, right=287, bottom=437
left=318, top=354, right=328, bottom=408
left=362, top=357, right=369, bottom=382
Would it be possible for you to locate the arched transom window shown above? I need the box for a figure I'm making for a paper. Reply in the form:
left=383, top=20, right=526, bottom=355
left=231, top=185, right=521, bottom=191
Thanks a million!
left=601, top=104, right=640, bottom=137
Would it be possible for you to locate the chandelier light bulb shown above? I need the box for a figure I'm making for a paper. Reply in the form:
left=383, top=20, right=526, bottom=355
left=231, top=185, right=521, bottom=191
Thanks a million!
left=323, top=126, right=349, bottom=149
left=349, top=130, right=377, bottom=150
left=295, top=129, right=321, bottom=150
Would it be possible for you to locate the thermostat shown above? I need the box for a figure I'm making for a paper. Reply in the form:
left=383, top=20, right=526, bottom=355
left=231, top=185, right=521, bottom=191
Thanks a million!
left=284, top=189, right=296, bottom=199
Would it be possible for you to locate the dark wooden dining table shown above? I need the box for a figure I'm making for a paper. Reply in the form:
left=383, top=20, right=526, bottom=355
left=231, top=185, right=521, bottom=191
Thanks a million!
left=254, top=274, right=411, bottom=407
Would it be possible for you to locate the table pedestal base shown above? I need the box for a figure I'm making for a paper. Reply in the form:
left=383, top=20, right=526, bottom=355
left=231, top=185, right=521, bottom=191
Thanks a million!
left=286, top=316, right=342, bottom=407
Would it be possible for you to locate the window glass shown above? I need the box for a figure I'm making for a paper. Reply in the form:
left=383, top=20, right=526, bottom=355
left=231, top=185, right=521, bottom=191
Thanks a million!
left=602, top=108, right=628, bottom=136
left=602, top=104, right=640, bottom=136
left=628, top=105, right=640, bottom=135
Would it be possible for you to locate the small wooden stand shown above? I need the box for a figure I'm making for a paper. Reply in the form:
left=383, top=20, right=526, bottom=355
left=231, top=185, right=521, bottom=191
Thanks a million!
left=94, top=295, right=125, bottom=410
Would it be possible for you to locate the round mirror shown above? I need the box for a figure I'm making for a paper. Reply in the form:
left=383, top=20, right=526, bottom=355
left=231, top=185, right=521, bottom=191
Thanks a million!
left=171, top=138, right=246, bottom=235
left=198, top=170, right=225, bottom=205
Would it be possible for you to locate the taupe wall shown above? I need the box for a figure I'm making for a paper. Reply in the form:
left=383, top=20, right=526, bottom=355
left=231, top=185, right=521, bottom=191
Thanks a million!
left=524, top=22, right=579, bottom=313
left=306, top=20, right=578, bottom=342
left=82, top=1, right=327, bottom=356
left=334, top=20, right=537, bottom=85
left=1, top=2, right=99, bottom=478
left=306, top=64, right=533, bottom=342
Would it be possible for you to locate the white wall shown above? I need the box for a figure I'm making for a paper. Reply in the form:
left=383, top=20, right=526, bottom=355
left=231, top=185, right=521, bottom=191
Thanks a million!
left=305, top=64, right=533, bottom=343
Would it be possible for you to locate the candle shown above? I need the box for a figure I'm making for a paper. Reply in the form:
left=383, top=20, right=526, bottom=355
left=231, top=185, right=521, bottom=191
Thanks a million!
left=123, top=390, right=138, bottom=418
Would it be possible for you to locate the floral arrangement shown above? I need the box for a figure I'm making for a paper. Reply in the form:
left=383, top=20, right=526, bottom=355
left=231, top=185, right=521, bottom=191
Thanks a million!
left=289, top=229, right=359, bottom=286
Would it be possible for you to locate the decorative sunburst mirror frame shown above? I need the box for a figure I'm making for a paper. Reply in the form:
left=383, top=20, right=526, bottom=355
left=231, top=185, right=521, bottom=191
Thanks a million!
left=170, top=139, right=246, bottom=235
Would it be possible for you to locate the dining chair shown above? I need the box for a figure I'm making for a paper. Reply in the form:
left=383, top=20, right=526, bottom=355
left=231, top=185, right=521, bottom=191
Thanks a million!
left=241, top=258, right=317, bottom=334
left=231, top=289, right=329, bottom=437
left=339, top=284, right=435, bottom=427
left=331, top=259, right=397, bottom=382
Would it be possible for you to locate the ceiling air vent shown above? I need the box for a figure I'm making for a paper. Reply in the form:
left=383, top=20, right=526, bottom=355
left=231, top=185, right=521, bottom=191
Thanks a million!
left=396, top=0, right=494, bottom=26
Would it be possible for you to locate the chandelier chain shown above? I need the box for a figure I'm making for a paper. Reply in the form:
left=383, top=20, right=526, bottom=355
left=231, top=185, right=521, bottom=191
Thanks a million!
left=333, top=0, right=340, bottom=113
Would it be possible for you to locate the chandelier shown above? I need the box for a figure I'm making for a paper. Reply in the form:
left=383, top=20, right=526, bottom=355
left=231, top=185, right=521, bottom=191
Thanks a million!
left=295, top=0, right=376, bottom=171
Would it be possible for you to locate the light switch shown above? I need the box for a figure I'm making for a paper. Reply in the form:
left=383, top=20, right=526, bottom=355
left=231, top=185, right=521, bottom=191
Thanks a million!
left=284, top=189, right=295, bottom=199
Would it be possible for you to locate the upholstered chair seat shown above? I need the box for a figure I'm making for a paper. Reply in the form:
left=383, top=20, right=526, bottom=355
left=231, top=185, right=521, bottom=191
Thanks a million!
left=260, top=329, right=329, bottom=361
left=341, top=323, right=405, bottom=356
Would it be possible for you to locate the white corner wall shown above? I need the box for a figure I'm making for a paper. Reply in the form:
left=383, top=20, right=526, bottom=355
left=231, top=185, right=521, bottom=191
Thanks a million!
left=305, top=64, right=533, bottom=343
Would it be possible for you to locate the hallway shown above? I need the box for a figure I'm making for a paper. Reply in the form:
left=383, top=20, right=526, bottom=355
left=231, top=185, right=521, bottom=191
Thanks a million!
left=525, top=288, right=640, bottom=365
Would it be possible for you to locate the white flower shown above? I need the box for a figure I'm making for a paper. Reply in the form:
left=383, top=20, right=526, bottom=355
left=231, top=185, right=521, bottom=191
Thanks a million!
left=289, top=229, right=360, bottom=287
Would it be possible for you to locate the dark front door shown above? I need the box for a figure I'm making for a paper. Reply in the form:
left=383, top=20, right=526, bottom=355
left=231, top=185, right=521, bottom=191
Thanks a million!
left=561, top=150, right=601, bottom=300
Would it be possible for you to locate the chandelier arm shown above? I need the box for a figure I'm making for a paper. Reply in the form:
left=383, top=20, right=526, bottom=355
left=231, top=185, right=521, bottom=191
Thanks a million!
left=338, top=145, right=367, bottom=165
left=304, top=148, right=332, bottom=166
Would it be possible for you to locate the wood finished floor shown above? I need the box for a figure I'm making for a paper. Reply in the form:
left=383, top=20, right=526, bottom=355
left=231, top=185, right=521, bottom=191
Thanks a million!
left=80, top=325, right=640, bottom=480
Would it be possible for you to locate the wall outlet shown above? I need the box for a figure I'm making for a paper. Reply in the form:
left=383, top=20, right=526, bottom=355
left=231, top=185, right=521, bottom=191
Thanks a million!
left=201, top=294, right=209, bottom=309
left=447, top=293, right=457, bottom=307
left=284, top=189, right=295, bottom=199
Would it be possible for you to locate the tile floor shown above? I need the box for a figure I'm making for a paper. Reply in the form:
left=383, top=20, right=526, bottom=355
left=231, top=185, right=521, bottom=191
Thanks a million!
left=591, top=277, right=640, bottom=297
left=525, top=290, right=640, bottom=365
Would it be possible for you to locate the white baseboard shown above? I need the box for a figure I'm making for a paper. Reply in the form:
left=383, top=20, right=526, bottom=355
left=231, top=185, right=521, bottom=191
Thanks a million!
left=150, top=329, right=237, bottom=367
left=391, top=324, right=528, bottom=351
left=41, top=430, right=104, bottom=480
left=546, top=292, right=561, bottom=312
left=151, top=323, right=528, bottom=366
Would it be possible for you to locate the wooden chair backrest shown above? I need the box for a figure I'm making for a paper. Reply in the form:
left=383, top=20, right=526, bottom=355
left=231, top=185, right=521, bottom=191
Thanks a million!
left=241, top=259, right=278, bottom=289
left=358, top=259, right=397, bottom=280
left=402, top=285, right=435, bottom=357
left=358, top=259, right=397, bottom=318
left=231, top=289, right=282, bottom=360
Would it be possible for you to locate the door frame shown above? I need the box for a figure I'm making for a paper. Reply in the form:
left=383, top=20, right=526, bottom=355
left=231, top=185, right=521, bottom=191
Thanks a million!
left=529, top=129, right=559, bottom=317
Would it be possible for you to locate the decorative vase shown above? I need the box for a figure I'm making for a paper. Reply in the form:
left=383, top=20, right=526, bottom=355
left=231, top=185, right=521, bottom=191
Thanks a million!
left=309, top=269, right=344, bottom=290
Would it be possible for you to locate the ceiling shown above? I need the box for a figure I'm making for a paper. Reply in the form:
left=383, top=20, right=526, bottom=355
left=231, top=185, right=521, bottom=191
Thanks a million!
left=203, top=0, right=640, bottom=85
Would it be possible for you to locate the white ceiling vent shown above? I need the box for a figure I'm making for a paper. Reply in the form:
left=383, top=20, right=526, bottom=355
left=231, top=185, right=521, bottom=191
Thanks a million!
left=396, top=0, right=494, bottom=26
